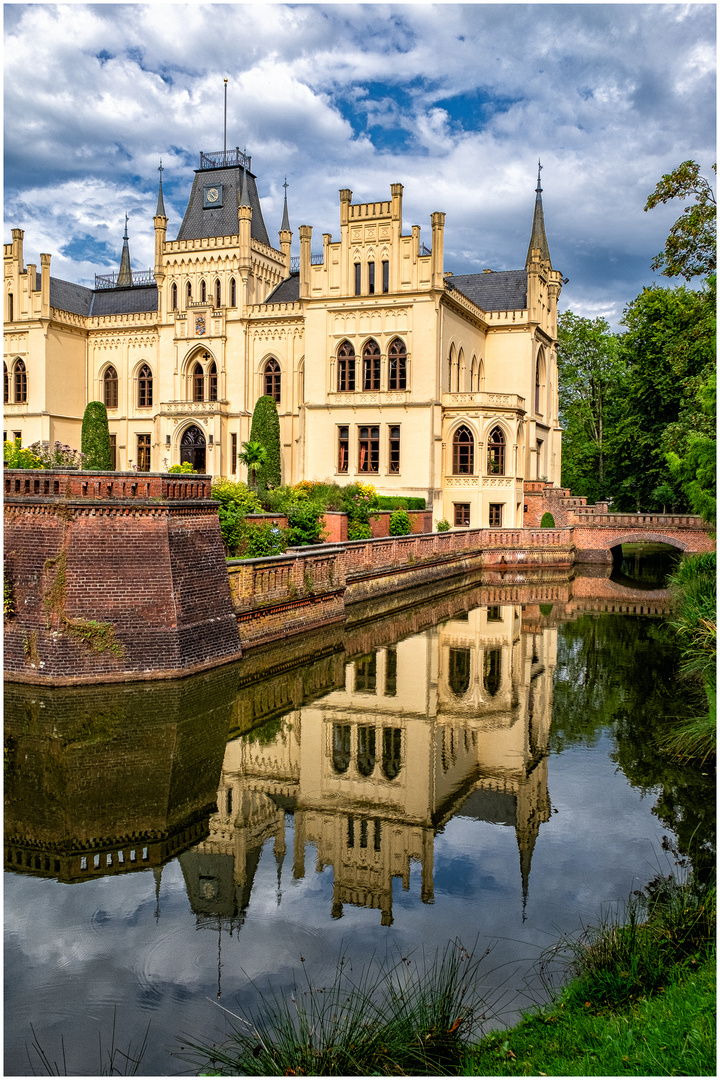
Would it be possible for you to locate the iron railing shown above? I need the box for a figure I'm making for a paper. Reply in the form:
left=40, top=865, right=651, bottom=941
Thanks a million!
left=94, top=270, right=155, bottom=290
left=200, top=148, right=251, bottom=171
left=289, top=253, right=325, bottom=273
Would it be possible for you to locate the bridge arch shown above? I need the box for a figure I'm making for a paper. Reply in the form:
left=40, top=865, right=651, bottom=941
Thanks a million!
left=606, top=532, right=690, bottom=555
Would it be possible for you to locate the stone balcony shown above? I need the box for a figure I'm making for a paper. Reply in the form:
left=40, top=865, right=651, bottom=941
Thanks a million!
left=159, top=400, right=228, bottom=416
left=442, top=392, right=526, bottom=411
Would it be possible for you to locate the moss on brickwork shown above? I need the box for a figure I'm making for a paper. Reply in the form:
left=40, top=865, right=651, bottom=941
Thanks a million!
left=66, top=619, right=125, bottom=657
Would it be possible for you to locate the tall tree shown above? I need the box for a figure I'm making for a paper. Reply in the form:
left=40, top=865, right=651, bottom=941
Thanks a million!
left=81, top=401, right=112, bottom=470
left=248, top=396, right=281, bottom=490
left=644, top=160, right=716, bottom=280
left=237, top=440, right=267, bottom=491
left=556, top=311, right=624, bottom=501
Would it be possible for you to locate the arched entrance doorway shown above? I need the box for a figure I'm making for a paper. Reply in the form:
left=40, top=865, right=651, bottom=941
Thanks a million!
left=180, top=425, right=206, bottom=472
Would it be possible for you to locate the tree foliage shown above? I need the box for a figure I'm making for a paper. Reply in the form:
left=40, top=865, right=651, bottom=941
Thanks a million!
left=249, top=396, right=281, bottom=490
left=237, top=439, right=267, bottom=490
left=557, top=312, right=624, bottom=501
left=81, top=401, right=112, bottom=470
left=645, top=160, right=716, bottom=280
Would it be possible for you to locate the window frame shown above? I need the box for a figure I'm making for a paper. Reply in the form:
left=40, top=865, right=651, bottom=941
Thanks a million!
left=103, top=366, right=118, bottom=410
left=264, top=358, right=281, bottom=403
left=137, top=364, right=153, bottom=409
left=137, top=433, right=151, bottom=472
left=454, top=502, right=470, bottom=527
left=354, top=263, right=361, bottom=296
left=452, top=425, right=474, bottom=475
left=387, top=338, right=407, bottom=391
left=358, top=424, right=379, bottom=473
left=192, top=362, right=204, bottom=402
left=337, top=425, right=349, bottom=474
left=388, top=424, right=400, bottom=474
left=488, top=502, right=503, bottom=527
left=337, top=341, right=356, bottom=392
left=487, top=426, right=506, bottom=475
left=362, top=340, right=381, bottom=391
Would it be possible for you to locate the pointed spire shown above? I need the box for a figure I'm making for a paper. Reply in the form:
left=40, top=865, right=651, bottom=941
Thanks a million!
left=117, top=212, right=132, bottom=286
left=156, top=159, right=166, bottom=217
left=281, top=177, right=290, bottom=232
left=239, top=163, right=250, bottom=208
left=525, top=159, right=551, bottom=268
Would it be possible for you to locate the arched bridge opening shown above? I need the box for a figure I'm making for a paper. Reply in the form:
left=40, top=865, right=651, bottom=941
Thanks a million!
left=609, top=537, right=685, bottom=590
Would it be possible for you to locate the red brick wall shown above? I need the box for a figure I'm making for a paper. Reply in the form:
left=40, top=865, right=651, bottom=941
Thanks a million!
left=4, top=470, right=241, bottom=684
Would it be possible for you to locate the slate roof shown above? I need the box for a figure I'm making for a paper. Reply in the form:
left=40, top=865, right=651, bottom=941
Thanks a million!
left=448, top=269, right=527, bottom=312
left=175, top=166, right=270, bottom=246
left=265, top=274, right=300, bottom=304
left=38, top=272, right=158, bottom=317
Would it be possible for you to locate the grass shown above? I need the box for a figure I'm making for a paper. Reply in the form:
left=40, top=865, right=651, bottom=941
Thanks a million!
left=26, top=1009, right=150, bottom=1076
left=468, top=872, right=715, bottom=1077
left=178, top=940, right=494, bottom=1076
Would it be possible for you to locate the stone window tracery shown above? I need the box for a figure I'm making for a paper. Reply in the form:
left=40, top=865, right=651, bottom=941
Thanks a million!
left=264, top=358, right=281, bottom=403
left=452, top=425, right=474, bottom=474
left=138, top=364, right=153, bottom=408
left=103, top=366, right=118, bottom=409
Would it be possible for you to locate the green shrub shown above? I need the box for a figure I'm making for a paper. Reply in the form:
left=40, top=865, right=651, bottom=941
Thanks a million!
left=540, top=511, right=556, bottom=527
left=211, top=480, right=263, bottom=556
left=3, top=440, right=43, bottom=469
left=168, top=461, right=196, bottom=473
left=28, top=440, right=84, bottom=468
left=436, top=518, right=451, bottom=532
left=389, top=508, right=412, bottom=536
left=286, top=502, right=325, bottom=546
left=237, top=522, right=287, bottom=559
left=348, top=520, right=373, bottom=541
left=249, top=396, right=281, bottom=490
left=81, top=402, right=112, bottom=470
left=375, top=495, right=426, bottom=511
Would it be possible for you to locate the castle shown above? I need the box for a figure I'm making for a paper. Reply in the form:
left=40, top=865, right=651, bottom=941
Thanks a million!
left=4, top=148, right=563, bottom=528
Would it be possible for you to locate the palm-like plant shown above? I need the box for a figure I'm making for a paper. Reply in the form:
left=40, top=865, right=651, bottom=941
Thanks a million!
left=238, top=440, right=267, bottom=490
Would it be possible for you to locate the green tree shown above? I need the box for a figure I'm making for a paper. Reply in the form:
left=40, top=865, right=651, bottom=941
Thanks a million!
left=609, top=284, right=714, bottom=512
left=645, top=161, right=716, bottom=280
left=665, top=366, right=716, bottom=525
left=556, top=311, right=624, bottom=501
left=248, top=396, right=281, bottom=490
left=81, top=401, right=112, bottom=470
left=238, top=439, right=267, bottom=491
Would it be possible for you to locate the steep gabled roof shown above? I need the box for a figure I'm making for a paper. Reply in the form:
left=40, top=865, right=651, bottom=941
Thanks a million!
left=37, top=272, right=157, bottom=317
left=448, top=270, right=527, bottom=312
left=175, top=165, right=270, bottom=246
left=265, top=273, right=300, bottom=304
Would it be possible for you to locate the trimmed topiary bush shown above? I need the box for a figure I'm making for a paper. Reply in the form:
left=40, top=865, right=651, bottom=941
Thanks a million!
left=375, top=495, right=426, bottom=511
left=436, top=519, right=451, bottom=532
left=540, top=511, right=556, bottom=528
left=249, top=396, right=281, bottom=490
left=348, top=521, right=373, bottom=541
left=389, top=508, right=412, bottom=536
left=81, top=401, right=112, bottom=470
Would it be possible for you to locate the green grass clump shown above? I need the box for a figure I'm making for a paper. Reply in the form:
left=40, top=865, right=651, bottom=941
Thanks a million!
left=180, top=941, right=491, bottom=1076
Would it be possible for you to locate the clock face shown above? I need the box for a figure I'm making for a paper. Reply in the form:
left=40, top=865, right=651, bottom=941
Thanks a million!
left=203, top=184, right=223, bottom=209
left=207, top=188, right=219, bottom=203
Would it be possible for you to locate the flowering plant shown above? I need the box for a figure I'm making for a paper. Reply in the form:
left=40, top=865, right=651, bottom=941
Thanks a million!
left=28, top=440, right=85, bottom=468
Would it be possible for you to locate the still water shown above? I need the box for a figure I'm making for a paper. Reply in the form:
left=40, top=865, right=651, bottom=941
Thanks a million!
left=5, top=556, right=713, bottom=1075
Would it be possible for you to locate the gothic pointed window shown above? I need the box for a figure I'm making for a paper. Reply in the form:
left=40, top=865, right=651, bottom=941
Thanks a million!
left=535, top=358, right=541, bottom=414
left=487, top=426, right=505, bottom=475
left=357, top=725, right=376, bottom=777
left=388, top=338, right=406, bottom=391
left=200, top=280, right=207, bottom=303
left=483, top=649, right=502, bottom=697
left=381, top=727, right=402, bottom=780
left=138, top=364, right=153, bottom=408
left=215, top=278, right=221, bottom=307
left=8, top=293, right=13, bottom=322
left=208, top=361, right=218, bottom=402
left=186, top=282, right=192, bottom=305
left=332, top=724, right=351, bottom=774
left=337, top=340, right=355, bottom=392
left=103, top=366, right=118, bottom=409
left=264, top=358, right=281, bottom=403
left=171, top=282, right=178, bottom=311
left=192, top=361, right=204, bottom=402
left=3, top=363, right=8, bottom=405
left=449, top=648, right=471, bottom=697
left=362, top=339, right=380, bottom=390
left=13, top=358, right=26, bottom=402
left=452, top=425, right=474, bottom=474
left=230, top=278, right=237, bottom=306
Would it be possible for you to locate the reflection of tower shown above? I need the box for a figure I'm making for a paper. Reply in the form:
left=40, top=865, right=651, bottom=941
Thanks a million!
left=184, top=605, right=556, bottom=926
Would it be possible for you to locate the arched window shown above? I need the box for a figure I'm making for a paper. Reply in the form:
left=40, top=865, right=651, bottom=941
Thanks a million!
left=452, top=425, right=474, bottom=475
left=180, top=424, right=206, bottom=472
left=138, top=364, right=153, bottom=408
left=208, top=361, right=218, bottom=402
left=535, top=354, right=544, bottom=414
left=192, top=361, right=204, bottom=402
left=200, top=280, right=207, bottom=303
left=357, top=726, right=376, bottom=777
left=483, top=649, right=502, bottom=697
left=337, top=340, right=355, bottom=392
left=230, top=278, right=236, bottom=306
left=388, top=338, right=406, bottom=391
left=8, top=293, right=13, bottom=322
left=487, top=426, right=505, bottom=475
left=362, top=339, right=380, bottom=391
left=186, top=281, right=192, bottom=305
left=381, top=728, right=402, bottom=780
left=264, top=358, right=281, bottom=403
left=449, top=648, right=471, bottom=697
left=103, top=366, right=118, bottom=409
left=3, top=363, right=8, bottom=405
left=215, top=278, right=221, bottom=308
left=14, top=359, right=27, bottom=404
left=171, top=282, right=178, bottom=311
left=332, top=724, right=351, bottom=774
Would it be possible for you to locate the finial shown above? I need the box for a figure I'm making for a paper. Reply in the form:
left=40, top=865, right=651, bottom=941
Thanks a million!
left=123, top=211, right=129, bottom=239
left=536, top=159, right=543, bottom=193
left=281, top=177, right=290, bottom=232
left=156, top=159, right=166, bottom=217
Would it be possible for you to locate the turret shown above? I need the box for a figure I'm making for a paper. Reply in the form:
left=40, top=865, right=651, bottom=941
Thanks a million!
left=279, top=178, right=292, bottom=275
left=117, top=213, right=132, bottom=287
left=237, top=166, right=253, bottom=311
left=153, top=161, right=168, bottom=318
left=525, top=161, right=551, bottom=269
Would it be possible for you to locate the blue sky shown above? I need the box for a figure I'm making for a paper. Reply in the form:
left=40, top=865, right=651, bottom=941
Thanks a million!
left=4, top=3, right=716, bottom=327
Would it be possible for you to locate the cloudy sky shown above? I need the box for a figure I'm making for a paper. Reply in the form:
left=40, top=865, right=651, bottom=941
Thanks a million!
left=4, top=3, right=716, bottom=328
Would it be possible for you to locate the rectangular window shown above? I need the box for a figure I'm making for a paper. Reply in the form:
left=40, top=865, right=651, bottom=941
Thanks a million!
left=358, top=425, right=379, bottom=473
left=489, top=503, right=503, bottom=527
left=137, top=434, right=151, bottom=472
left=385, top=647, right=397, bottom=697
left=388, top=425, right=400, bottom=473
left=354, top=263, right=361, bottom=295
left=231, top=433, right=237, bottom=474
left=109, top=434, right=117, bottom=471
left=355, top=653, right=377, bottom=693
left=382, top=260, right=389, bottom=293
left=13, top=431, right=21, bottom=443
left=338, top=425, right=349, bottom=473
left=486, top=605, right=502, bottom=622
left=368, top=261, right=375, bottom=295
left=454, top=503, right=470, bottom=527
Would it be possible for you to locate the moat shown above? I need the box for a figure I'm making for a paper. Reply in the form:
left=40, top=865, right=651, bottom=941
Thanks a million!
left=4, top=552, right=714, bottom=1076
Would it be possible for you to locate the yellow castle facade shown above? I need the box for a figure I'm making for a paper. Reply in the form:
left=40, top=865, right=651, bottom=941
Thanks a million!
left=4, top=148, right=563, bottom=528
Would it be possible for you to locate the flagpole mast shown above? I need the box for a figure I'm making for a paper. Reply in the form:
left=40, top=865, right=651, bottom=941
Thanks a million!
left=223, top=78, right=228, bottom=158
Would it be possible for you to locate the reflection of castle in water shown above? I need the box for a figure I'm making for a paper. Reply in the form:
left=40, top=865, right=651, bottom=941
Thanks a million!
left=182, top=604, right=555, bottom=926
